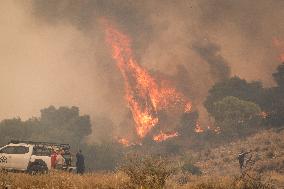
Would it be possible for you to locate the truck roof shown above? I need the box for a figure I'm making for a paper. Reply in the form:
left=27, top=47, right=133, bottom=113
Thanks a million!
left=9, top=140, right=70, bottom=149
left=5, top=143, right=31, bottom=147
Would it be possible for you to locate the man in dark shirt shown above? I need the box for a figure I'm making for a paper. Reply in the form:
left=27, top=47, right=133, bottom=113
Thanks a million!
left=76, top=150, right=85, bottom=174
left=237, top=150, right=251, bottom=170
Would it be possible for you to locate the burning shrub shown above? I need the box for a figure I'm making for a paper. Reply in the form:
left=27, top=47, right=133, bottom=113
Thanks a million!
left=103, top=19, right=193, bottom=143
left=119, top=155, right=176, bottom=188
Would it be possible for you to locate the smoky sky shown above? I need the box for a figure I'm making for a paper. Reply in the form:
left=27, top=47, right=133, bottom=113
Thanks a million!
left=0, top=0, right=283, bottom=141
left=192, top=40, right=230, bottom=81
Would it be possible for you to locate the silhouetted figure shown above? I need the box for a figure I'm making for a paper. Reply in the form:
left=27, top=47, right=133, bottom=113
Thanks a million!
left=238, top=150, right=250, bottom=170
left=76, top=150, right=85, bottom=174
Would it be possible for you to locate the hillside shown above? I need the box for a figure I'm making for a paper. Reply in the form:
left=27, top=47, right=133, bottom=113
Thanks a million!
left=195, top=128, right=284, bottom=176
left=1, top=128, right=283, bottom=189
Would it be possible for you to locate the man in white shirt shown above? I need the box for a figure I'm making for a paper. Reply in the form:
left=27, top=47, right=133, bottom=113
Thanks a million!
left=55, top=150, right=65, bottom=170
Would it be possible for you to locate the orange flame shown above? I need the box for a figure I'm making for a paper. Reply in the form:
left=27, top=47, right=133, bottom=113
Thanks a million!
left=195, top=123, right=221, bottom=134
left=118, top=138, right=131, bottom=146
left=260, top=111, right=268, bottom=119
left=102, top=19, right=192, bottom=139
left=153, top=131, right=179, bottom=142
left=195, top=122, right=204, bottom=133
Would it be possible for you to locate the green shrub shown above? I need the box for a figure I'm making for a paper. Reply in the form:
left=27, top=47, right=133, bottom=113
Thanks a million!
left=181, top=161, right=202, bottom=175
left=119, top=155, right=176, bottom=189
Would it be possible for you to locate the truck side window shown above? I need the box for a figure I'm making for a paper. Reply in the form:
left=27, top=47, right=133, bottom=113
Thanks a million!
left=33, top=146, right=51, bottom=156
left=0, top=146, right=16, bottom=154
left=0, top=146, right=29, bottom=154
left=14, top=146, right=29, bottom=154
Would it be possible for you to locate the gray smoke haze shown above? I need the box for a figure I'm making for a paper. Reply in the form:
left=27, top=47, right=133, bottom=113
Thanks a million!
left=192, top=40, right=230, bottom=81
left=1, top=0, right=283, bottom=142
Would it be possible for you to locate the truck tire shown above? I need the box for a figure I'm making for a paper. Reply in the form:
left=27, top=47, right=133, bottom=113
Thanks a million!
left=27, top=160, right=48, bottom=175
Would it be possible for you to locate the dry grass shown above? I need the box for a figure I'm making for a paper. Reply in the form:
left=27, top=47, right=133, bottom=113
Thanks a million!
left=0, top=171, right=277, bottom=189
left=0, top=129, right=283, bottom=188
left=192, top=129, right=284, bottom=176
left=0, top=171, right=131, bottom=189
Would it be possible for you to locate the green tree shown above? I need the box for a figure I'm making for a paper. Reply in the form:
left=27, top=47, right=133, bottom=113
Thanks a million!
left=37, top=106, right=92, bottom=147
left=0, top=118, right=29, bottom=146
left=0, top=106, right=92, bottom=148
left=212, top=96, right=261, bottom=136
left=266, top=63, right=284, bottom=126
left=82, top=142, right=124, bottom=171
left=272, top=63, right=284, bottom=88
left=204, top=77, right=265, bottom=115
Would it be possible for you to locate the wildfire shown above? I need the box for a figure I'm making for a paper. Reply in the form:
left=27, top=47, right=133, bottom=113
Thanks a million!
left=118, top=138, right=131, bottom=146
left=194, top=122, right=221, bottom=134
left=153, top=131, right=179, bottom=142
left=184, top=102, right=192, bottom=113
left=195, top=122, right=204, bottom=133
left=102, top=19, right=192, bottom=139
left=260, top=111, right=268, bottom=119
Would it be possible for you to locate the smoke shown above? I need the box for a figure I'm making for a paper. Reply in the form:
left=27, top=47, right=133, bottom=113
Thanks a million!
left=192, top=40, right=230, bottom=81
left=197, top=0, right=284, bottom=85
left=1, top=0, right=283, bottom=142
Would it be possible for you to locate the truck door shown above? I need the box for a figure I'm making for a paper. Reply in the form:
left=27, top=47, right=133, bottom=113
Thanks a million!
left=12, top=146, right=32, bottom=170
left=0, top=146, right=15, bottom=169
left=31, top=146, right=51, bottom=169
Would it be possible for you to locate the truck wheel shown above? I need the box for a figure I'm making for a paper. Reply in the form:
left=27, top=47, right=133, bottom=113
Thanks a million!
left=28, top=160, right=48, bottom=175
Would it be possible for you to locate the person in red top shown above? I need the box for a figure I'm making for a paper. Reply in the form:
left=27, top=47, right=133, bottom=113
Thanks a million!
left=51, top=150, right=57, bottom=169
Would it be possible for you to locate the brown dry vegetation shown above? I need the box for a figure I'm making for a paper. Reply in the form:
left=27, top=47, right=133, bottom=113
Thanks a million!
left=193, top=129, right=284, bottom=176
left=0, top=171, right=280, bottom=189
left=1, top=129, right=284, bottom=189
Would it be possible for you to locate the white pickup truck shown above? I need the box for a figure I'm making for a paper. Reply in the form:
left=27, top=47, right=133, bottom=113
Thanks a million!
left=0, top=141, right=74, bottom=174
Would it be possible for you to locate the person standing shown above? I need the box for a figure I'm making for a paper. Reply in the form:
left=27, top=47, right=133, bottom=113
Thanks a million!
left=51, top=150, right=57, bottom=169
left=55, top=150, right=65, bottom=170
left=237, top=150, right=251, bottom=171
left=76, top=150, right=85, bottom=174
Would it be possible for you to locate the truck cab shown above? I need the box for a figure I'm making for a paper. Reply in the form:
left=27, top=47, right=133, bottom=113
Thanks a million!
left=0, top=143, right=33, bottom=171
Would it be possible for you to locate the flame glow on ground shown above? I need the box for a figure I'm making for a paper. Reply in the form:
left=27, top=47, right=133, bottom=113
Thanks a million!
left=102, top=19, right=192, bottom=142
left=153, top=131, right=179, bottom=142
left=195, top=122, right=204, bottom=133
